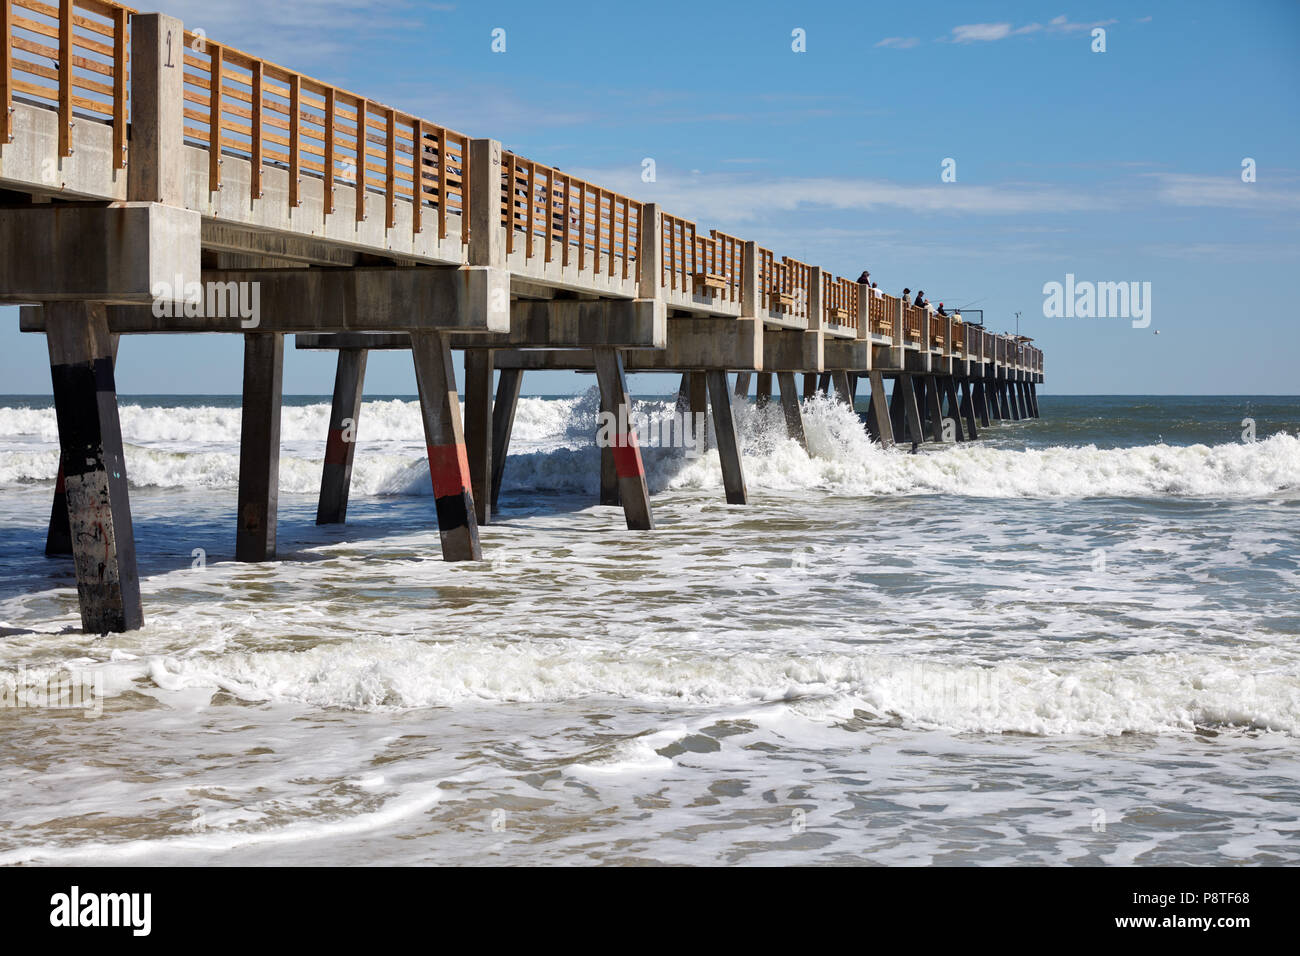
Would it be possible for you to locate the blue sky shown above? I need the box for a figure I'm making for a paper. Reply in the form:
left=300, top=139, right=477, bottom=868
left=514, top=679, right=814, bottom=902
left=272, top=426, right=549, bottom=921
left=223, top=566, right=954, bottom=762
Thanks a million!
left=3, top=0, right=1298, bottom=395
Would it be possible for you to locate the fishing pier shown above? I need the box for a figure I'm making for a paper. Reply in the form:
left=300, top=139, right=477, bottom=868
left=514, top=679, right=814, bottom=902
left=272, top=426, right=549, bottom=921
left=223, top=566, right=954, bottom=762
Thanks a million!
left=0, top=0, right=1044, bottom=633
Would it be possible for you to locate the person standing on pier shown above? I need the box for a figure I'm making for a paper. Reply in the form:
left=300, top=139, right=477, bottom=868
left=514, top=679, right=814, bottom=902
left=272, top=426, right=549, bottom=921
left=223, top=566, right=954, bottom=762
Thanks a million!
left=902, top=288, right=912, bottom=306
left=915, top=290, right=929, bottom=309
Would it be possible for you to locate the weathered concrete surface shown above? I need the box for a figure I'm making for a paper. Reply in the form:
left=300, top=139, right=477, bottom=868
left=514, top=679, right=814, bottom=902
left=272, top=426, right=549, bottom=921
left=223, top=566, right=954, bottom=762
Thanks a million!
left=0, top=203, right=200, bottom=304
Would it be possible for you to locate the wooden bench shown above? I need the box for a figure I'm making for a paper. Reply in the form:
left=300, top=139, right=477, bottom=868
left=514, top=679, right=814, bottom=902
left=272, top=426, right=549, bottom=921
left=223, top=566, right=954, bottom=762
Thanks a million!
left=827, top=306, right=849, bottom=323
left=693, top=272, right=727, bottom=293
left=773, top=291, right=795, bottom=309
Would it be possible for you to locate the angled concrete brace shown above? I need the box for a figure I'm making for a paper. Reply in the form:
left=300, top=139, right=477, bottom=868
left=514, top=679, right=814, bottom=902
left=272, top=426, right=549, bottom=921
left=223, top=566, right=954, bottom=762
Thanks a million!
left=943, top=377, right=966, bottom=442
left=316, top=348, right=368, bottom=525
left=959, top=379, right=980, bottom=440
left=593, top=348, right=653, bottom=531
left=707, top=372, right=748, bottom=505
left=733, top=372, right=752, bottom=398
left=464, top=350, right=495, bottom=525
left=491, top=368, right=524, bottom=513
left=898, top=375, right=926, bottom=446
left=776, top=371, right=808, bottom=451
left=45, top=302, right=143, bottom=633
left=924, top=375, right=945, bottom=442
left=411, top=332, right=482, bottom=561
left=865, top=371, right=895, bottom=448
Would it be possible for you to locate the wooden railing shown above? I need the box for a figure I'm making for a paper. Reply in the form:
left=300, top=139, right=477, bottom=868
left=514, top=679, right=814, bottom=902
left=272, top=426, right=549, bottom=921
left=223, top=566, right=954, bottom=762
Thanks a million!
left=1, top=0, right=131, bottom=163
left=783, top=257, right=811, bottom=324
left=823, top=274, right=857, bottom=330
left=904, top=305, right=924, bottom=342
left=181, top=31, right=470, bottom=238
left=929, top=310, right=945, bottom=348
left=501, top=153, right=641, bottom=280
left=758, top=247, right=793, bottom=313
left=952, top=319, right=965, bottom=352
left=0, top=0, right=1046, bottom=377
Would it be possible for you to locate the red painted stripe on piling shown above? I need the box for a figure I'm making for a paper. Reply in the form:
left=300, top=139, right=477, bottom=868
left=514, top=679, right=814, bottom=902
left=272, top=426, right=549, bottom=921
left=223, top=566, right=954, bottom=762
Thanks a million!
left=426, top=443, right=471, bottom=498
left=324, top=428, right=349, bottom=466
left=610, top=431, right=645, bottom=479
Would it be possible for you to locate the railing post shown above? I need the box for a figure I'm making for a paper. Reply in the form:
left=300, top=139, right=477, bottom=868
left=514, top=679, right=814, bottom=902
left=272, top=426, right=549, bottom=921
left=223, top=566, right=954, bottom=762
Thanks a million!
left=58, top=0, right=71, bottom=157
left=128, top=14, right=185, bottom=205
left=741, top=241, right=758, bottom=316
left=807, top=266, right=823, bottom=330
left=1, top=0, right=11, bottom=146
left=856, top=281, right=870, bottom=341
left=468, top=138, right=503, bottom=267
left=112, top=5, right=127, bottom=168
left=638, top=202, right=662, bottom=300
left=208, top=42, right=223, bottom=192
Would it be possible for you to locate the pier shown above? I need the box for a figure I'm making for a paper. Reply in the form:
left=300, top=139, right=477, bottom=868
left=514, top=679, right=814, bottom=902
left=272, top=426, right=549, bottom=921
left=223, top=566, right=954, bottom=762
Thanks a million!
left=1, top=0, right=1044, bottom=633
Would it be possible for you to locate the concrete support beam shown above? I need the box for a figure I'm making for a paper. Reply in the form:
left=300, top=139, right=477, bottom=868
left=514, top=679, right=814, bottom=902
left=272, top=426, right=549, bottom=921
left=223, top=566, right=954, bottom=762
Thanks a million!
left=463, top=350, right=494, bottom=524
left=411, top=331, right=482, bottom=561
left=0, top=203, right=200, bottom=304
left=761, top=328, right=822, bottom=373
left=316, top=348, right=367, bottom=525
left=756, top=372, right=772, bottom=407
left=733, top=372, right=751, bottom=398
left=831, top=371, right=854, bottom=406
left=777, top=371, right=807, bottom=451
left=974, top=379, right=991, bottom=427
left=128, top=15, right=185, bottom=205
left=45, top=302, right=143, bottom=633
left=706, top=371, right=748, bottom=505
left=236, top=334, right=284, bottom=562
left=624, top=315, right=759, bottom=370
left=490, top=368, right=523, bottom=513
left=689, top=372, right=709, bottom=452
left=593, top=348, right=653, bottom=530
left=943, top=377, right=966, bottom=442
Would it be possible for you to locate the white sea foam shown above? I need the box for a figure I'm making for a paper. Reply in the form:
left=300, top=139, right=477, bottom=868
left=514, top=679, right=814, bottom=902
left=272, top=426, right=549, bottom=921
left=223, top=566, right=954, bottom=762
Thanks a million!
left=135, top=640, right=1300, bottom=737
left=1, top=394, right=1296, bottom=499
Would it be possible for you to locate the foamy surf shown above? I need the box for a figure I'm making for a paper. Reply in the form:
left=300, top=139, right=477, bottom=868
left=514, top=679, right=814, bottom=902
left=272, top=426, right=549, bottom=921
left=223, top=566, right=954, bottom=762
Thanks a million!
left=1, top=393, right=1296, bottom=499
left=137, top=641, right=1300, bottom=737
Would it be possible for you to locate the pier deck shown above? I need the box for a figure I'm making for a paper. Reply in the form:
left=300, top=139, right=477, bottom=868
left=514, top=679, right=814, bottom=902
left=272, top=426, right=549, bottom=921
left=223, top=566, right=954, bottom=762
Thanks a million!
left=1, top=0, right=1044, bottom=632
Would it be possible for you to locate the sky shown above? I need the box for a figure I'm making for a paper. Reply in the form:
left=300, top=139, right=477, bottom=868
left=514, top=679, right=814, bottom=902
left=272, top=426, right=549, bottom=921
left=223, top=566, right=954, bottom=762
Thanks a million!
left=3, top=0, right=1298, bottom=395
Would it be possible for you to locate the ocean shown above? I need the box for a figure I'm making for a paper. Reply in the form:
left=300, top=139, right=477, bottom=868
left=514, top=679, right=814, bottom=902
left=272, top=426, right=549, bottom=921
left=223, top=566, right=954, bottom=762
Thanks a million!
left=0, top=391, right=1298, bottom=866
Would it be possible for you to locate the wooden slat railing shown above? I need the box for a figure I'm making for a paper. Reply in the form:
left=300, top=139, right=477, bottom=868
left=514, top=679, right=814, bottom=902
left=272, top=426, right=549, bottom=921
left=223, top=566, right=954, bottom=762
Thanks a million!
left=181, top=31, right=469, bottom=239
left=904, top=304, right=924, bottom=342
left=929, top=309, right=945, bottom=349
left=0, top=0, right=1045, bottom=377
left=500, top=153, right=642, bottom=280
left=822, top=274, right=856, bottom=330
left=708, top=229, right=743, bottom=303
left=758, top=247, right=792, bottom=313
left=869, top=290, right=894, bottom=337
left=783, top=256, right=811, bottom=324
left=952, top=318, right=965, bottom=352
left=2, top=0, right=131, bottom=163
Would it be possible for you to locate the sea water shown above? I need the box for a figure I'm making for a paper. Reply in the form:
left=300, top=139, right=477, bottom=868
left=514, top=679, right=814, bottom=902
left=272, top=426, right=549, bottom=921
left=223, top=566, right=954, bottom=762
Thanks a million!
left=0, top=392, right=1297, bottom=865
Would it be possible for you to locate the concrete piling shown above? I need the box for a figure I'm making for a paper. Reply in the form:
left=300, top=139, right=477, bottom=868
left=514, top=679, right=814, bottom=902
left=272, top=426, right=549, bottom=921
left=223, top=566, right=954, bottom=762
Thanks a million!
left=236, top=334, right=284, bottom=562
left=45, top=302, right=144, bottom=633
left=411, top=331, right=482, bottom=561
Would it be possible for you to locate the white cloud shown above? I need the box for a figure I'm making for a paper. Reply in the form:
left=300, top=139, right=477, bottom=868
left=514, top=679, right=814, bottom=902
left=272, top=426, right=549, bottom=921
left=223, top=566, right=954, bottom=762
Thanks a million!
left=566, top=168, right=1107, bottom=224
left=949, top=15, right=1116, bottom=43
left=876, top=37, right=921, bottom=49
left=1150, top=173, right=1300, bottom=210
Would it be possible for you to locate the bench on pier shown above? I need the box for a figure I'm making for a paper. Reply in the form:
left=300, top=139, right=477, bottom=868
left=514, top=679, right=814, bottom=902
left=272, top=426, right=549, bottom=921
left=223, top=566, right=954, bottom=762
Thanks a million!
left=693, top=272, right=728, bottom=293
left=827, top=306, right=850, bottom=323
